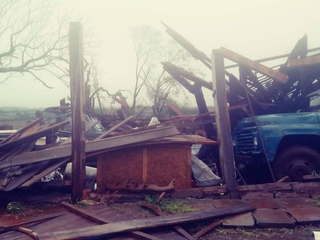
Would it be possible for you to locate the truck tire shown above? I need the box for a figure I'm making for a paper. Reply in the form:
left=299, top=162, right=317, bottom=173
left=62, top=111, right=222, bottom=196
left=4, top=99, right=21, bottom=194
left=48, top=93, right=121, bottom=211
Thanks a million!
left=273, top=146, right=320, bottom=181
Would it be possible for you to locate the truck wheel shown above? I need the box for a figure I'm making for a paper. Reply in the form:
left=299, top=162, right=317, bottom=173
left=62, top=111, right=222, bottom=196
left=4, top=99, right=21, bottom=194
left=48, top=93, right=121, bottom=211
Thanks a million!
left=273, top=146, right=320, bottom=181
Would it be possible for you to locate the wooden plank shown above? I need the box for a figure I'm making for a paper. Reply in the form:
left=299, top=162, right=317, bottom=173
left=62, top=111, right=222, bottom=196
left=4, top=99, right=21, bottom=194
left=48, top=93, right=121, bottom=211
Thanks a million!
left=163, top=99, right=185, bottom=116
left=162, top=62, right=212, bottom=90
left=61, top=202, right=161, bottom=240
left=40, top=203, right=254, bottom=240
left=69, top=22, right=86, bottom=203
left=219, top=47, right=288, bottom=84
left=142, top=203, right=196, bottom=240
left=192, top=221, right=220, bottom=239
left=0, top=120, right=69, bottom=151
left=224, top=45, right=320, bottom=69
left=3, top=161, right=49, bottom=191
left=96, top=115, right=136, bottom=140
left=59, top=120, right=100, bottom=146
left=211, top=50, right=239, bottom=199
left=21, top=158, right=70, bottom=187
left=0, top=126, right=180, bottom=170
left=287, top=54, right=320, bottom=67
left=0, top=118, right=41, bottom=145
left=0, top=212, right=65, bottom=230
left=303, top=174, right=320, bottom=181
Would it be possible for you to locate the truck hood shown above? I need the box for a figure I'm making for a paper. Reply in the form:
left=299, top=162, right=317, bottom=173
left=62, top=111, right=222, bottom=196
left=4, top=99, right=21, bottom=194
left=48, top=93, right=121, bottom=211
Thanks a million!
left=234, top=112, right=320, bottom=130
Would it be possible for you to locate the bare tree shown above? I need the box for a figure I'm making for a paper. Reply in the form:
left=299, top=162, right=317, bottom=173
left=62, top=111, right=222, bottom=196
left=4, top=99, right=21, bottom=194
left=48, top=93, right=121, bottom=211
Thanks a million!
left=145, top=40, right=191, bottom=118
left=130, top=25, right=161, bottom=111
left=130, top=26, right=194, bottom=117
left=0, top=0, right=69, bottom=88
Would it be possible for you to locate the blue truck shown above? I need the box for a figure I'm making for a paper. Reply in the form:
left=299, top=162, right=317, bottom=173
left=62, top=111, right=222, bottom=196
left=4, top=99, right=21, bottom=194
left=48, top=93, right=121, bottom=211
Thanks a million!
left=233, top=112, right=320, bottom=182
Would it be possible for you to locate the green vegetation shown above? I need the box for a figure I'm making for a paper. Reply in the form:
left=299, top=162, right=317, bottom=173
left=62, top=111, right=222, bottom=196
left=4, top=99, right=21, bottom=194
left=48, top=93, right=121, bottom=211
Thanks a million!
left=7, top=202, right=27, bottom=215
left=144, top=194, right=192, bottom=214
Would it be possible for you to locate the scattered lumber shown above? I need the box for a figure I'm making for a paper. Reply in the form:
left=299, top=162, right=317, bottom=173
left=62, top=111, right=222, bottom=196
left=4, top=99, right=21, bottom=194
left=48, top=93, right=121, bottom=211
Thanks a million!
left=219, top=47, right=289, bottom=84
left=40, top=203, right=254, bottom=240
left=287, top=54, right=320, bottom=67
left=303, top=174, right=320, bottom=182
left=192, top=221, right=221, bottom=239
left=0, top=126, right=180, bottom=170
left=0, top=212, right=65, bottom=232
left=95, top=115, right=136, bottom=140
left=142, top=202, right=196, bottom=240
left=61, top=202, right=161, bottom=240
left=0, top=118, right=42, bottom=145
left=0, top=120, right=69, bottom=151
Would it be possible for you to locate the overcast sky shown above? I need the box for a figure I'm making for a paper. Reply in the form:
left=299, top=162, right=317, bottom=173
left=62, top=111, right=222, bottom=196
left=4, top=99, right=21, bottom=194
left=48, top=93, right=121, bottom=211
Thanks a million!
left=1, top=0, right=320, bottom=108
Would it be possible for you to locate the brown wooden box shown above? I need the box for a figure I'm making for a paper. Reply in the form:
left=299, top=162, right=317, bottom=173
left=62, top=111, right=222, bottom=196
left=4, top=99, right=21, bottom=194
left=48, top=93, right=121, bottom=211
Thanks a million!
left=97, top=143, right=192, bottom=193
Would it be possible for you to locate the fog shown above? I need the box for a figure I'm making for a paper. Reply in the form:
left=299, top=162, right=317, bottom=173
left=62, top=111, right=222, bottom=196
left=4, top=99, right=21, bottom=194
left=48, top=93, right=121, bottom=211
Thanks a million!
left=0, top=0, right=319, bottom=108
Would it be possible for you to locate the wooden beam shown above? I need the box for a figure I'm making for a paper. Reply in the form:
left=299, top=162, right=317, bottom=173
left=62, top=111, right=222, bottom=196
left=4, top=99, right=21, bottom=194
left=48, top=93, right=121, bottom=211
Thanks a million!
left=0, top=120, right=69, bottom=151
left=40, top=203, right=254, bottom=240
left=224, top=46, right=320, bottom=69
left=162, top=62, right=212, bottom=90
left=61, top=202, right=161, bottom=240
left=95, top=115, right=136, bottom=140
left=192, top=221, right=220, bottom=239
left=142, top=203, right=196, bottom=240
left=21, top=159, right=70, bottom=187
left=0, top=118, right=41, bottom=145
left=287, top=54, right=320, bottom=68
left=162, top=99, right=185, bottom=116
left=211, top=50, right=239, bottom=199
left=219, top=47, right=288, bottom=84
left=69, top=22, right=86, bottom=203
left=0, top=126, right=180, bottom=170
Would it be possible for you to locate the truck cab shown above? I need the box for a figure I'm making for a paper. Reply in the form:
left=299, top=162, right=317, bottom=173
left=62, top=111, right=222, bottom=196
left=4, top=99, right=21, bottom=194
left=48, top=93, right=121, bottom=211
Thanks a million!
left=233, top=112, right=320, bottom=181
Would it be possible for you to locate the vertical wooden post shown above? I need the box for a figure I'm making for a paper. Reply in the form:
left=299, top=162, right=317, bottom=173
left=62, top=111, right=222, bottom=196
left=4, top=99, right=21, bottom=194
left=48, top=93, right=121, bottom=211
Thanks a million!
left=211, top=50, right=239, bottom=199
left=69, top=22, right=86, bottom=203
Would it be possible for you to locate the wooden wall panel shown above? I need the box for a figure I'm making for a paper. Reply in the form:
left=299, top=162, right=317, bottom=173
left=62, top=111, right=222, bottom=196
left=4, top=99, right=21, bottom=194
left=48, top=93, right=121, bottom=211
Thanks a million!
left=97, top=144, right=192, bottom=193
left=147, top=145, right=191, bottom=189
left=97, top=147, right=143, bottom=193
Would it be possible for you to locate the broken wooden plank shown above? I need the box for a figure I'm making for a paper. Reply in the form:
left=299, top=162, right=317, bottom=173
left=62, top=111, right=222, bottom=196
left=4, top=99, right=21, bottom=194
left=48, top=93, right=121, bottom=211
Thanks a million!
left=192, top=221, right=220, bottom=239
left=96, top=115, right=136, bottom=140
left=141, top=202, right=195, bottom=240
left=0, top=212, right=65, bottom=231
left=303, top=174, right=320, bottom=181
left=287, top=54, right=320, bottom=67
left=212, top=50, right=239, bottom=199
left=60, top=120, right=100, bottom=146
left=163, top=99, right=185, bottom=116
left=13, top=226, right=39, bottom=240
left=61, top=202, right=161, bottom=240
left=0, top=120, right=69, bottom=151
left=0, top=118, right=42, bottom=145
left=40, top=203, right=254, bottom=240
left=219, top=47, right=289, bottom=84
left=21, top=158, right=70, bottom=187
left=162, top=62, right=212, bottom=90
left=0, top=126, right=180, bottom=170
